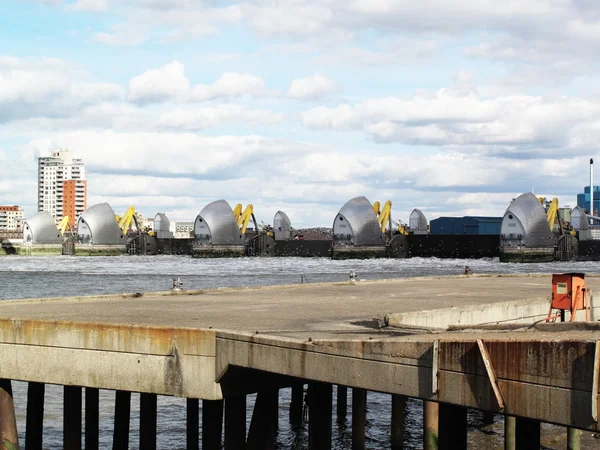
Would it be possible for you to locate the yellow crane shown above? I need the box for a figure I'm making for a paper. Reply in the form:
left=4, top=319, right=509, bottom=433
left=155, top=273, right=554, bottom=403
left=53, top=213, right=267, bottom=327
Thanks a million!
left=233, top=204, right=243, bottom=222
left=372, top=201, right=381, bottom=216
left=57, top=216, right=71, bottom=235
left=117, top=206, right=142, bottom=234
left=538, top=197, right=565, bottom=234
left=233, top=203, right=259, bottom=235
left=373, top=200, right=392, bottom=233
left=393, top=220, right=409, bottom=235
left=546, top=198, right=560, bottom=231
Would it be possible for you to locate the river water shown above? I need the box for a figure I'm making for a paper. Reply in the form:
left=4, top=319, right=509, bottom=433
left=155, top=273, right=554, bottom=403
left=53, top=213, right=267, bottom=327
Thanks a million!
left=0, top=255, right=599, bottom=449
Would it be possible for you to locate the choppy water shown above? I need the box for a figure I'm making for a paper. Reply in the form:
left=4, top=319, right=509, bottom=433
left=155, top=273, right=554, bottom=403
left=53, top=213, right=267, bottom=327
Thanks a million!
left=1, top=255, right=599, bottom=449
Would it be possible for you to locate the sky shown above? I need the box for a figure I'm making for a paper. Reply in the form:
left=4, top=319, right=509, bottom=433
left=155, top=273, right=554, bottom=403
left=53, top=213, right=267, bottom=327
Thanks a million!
left=1, top=0, right=600, bottom=227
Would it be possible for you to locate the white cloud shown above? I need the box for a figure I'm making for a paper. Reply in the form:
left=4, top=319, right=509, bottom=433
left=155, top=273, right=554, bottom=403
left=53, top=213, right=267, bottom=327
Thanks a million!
left=126, top=64, right=268, bottom=104
left=127, top=61, right=190, bottom=104
left=91, top=24, right=149, bottom=46
left=68, top=0, right=108, bottom=13
left=314, top=40, right=439, bottom=66
left=191, top=72, right=266, bottom=101
left=301, top=81, right=600, bottom=156
left=158, top=105, right=284, bottom=130
left=20, top=131, right=316, bottom=177
left=0, top=56, right=124, bottom=122
left=288, top=74, right=340, bottom=100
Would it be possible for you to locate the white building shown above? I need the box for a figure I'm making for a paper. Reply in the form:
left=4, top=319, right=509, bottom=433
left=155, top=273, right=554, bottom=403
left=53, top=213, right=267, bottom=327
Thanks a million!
left=0, top=206, right=24, bottom=231
left=171, top=221, right=195, bottom=239
left=38, top=149, right=87, bottom=226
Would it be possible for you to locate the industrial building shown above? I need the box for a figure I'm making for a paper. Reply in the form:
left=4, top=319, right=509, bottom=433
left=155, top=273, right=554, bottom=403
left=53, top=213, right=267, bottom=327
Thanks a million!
left=38, top=149, right=87, bottom=226
left=0, top=206, right=24, bottom=231
left=430, top=216, right=502, bottom=235
left=577, top=185, right=600, bottom=216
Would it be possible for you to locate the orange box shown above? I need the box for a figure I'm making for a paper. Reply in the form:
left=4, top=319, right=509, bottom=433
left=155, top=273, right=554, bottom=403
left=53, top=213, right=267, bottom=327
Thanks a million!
left=551, top=273, right=586, bottom=311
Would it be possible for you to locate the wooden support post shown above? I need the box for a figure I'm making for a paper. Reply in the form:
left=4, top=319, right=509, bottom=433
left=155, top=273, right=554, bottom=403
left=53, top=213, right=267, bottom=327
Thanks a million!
left=113, top=390, right=131, bottom=450
left=186, top=398, right=199, bottom=450
left=26, top=382, right=45, bottom=450
left=515, top=417, right=540, bottom=450
left=337, top=385, right=348, bottom=421
left=64, top=385, right=82, bottom=450
left=247, top=390, right=278, bottom=450
left=308, top=382, right=332, bottom=450
left=290, top=384, right=304, bottom=426
left=504, top=415, right=516, bottom=450
left=0, top=379, right=19, bottom=450
left=85, top=388, right=100, bottom=450
left=202, top=399, right=224, bottom=450
left=567, top=427, right=581, bottom=450
left=140, top=393, right=157, bottom=450
left=483, top=411, right=495, bottom=425
left=423, top=401, right=439, bottom=450
left=225, top=396, right=247, bottom=450
left=352, top=388, right=366, bottom=450
left=438, top=403, right=467, bottom=450
left=477, top=340, right=506, bottom=409
left=391, top=394, right=406, bottom=450
left=592, top=341, right=600, bottom=422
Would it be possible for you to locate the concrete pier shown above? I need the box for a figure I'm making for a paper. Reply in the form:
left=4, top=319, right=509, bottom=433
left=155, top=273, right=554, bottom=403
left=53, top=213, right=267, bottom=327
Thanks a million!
left=0, top=275, right=598, bottom=448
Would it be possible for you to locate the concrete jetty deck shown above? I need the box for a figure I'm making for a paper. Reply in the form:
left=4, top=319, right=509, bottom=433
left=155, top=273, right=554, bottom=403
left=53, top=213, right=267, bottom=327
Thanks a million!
left=0, top=275, right=599, bottom=449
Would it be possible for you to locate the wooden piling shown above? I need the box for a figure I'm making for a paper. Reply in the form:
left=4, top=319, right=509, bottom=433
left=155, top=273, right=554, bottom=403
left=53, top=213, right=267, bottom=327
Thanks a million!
left=567, top=427, right=581, bottom=450
left=391, top=394, right=406, bottom=450
left=272, top=389, right=279, bottom=431
left=423, top=401, right=439, bottom=450
left=438, top=403, right=467, bottom=450
left=515, top=417, right=540, bottom=450
left=64, top=385, right=82, bottom=450
left=225, top=396, right=247, bottom=450
left=337, top=385, right=348, bottom=421
left=26, top=382, right=45, bottom=450
left=0, top=379, right=18, bottom=450
left=504, top=415, right=516, bottom=450
left=247, top=390, right=278, bottom=450
left=186, top=398, right=199, bottom=450
left=290, top=384, right=304, bottom=426
left=308, top=382, right=332, bottom=450
left=140, top=393, right=157, bottom=450
left=85, top=388, right=100, bottom=450
left=113, top=390, right=131, bottom=450
left=352, top=388, right=366, bottom=450
left=202, top=399, right=224, bottom=450
left=483, top=411, right=495, bottom=425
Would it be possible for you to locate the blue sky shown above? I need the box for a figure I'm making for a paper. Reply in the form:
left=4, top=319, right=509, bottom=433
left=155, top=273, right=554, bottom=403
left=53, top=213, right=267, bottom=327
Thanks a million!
left=1, top=0, right=600, bottom=226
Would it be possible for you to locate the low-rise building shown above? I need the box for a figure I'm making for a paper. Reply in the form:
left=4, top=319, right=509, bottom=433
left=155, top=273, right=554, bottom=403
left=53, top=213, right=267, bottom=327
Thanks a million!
left=0, top=206, right=24, bottom=231
left=171, top=221, right=194, bottom=239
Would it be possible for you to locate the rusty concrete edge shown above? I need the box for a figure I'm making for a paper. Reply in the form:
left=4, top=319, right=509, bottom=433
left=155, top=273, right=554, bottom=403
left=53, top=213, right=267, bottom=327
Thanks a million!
left=214, top=331, right=600, bottom=353
left=0, top=272, right=564, bottom=305
left=214, top=337, right=600, bottom=394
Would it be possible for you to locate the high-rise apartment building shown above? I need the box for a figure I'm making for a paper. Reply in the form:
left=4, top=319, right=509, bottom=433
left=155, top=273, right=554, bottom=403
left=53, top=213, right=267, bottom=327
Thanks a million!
left=0, top=206, right=24, bottom=231
left=38, top=149, right=87, bottom=226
